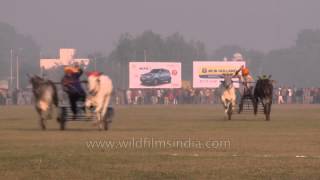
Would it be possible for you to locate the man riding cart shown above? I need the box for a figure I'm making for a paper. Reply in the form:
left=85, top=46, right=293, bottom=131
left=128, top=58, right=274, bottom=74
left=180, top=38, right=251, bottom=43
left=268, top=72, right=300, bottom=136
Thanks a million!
left=234, top=65, right=255, bottom=113
left=61, top=64, right=86, bottom=118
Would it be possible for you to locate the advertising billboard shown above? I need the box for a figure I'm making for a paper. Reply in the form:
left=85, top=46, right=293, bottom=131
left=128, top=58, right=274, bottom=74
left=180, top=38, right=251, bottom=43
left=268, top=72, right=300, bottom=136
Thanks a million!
left=193, top=61, right=246, bottom=88
left=129, top=62, right=181, bottom=89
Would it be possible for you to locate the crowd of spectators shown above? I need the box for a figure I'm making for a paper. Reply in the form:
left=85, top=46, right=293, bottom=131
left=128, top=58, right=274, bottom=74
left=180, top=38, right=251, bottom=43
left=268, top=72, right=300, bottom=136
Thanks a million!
left=112, top=87, right=320, bottom=105
left=0, top=89, right=33, bottom=105
left=1, top=87, right=320, bottom=106
left=113, top=88, right=222, bottom=105
left=274, top=87, right=320, bottom=104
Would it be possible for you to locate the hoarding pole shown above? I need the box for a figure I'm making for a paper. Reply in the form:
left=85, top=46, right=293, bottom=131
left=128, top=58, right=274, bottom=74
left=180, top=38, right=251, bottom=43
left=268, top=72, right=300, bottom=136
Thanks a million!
left=40, top=51, right=43, bottom=77
left=16, top=55, right=19, bottom=90
left=10, top=49, right=13, bottom=92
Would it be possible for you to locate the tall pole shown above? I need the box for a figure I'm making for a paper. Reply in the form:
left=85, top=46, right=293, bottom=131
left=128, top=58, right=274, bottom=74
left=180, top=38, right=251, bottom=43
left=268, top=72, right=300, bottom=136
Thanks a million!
left=10, top=49, right=13, bottom=92
left=16, top=55, right=19, bottom=90
left=94, top=57, right=97, bottom=71
left=40, top=51, right=43, bottom=77
left=144, top=49, right=147, bottom=62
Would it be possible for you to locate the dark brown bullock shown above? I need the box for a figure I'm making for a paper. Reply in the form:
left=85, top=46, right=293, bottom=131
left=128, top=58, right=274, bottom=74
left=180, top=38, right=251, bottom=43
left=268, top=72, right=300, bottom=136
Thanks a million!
left=253, top=75, right=274, bottom=120
left=29, top=75, right=59, bottom=130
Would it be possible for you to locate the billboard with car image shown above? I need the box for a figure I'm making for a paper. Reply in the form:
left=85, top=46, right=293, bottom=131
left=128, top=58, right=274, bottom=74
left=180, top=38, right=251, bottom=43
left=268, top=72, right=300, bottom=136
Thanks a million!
left=129, top=62, right=181, bottom=88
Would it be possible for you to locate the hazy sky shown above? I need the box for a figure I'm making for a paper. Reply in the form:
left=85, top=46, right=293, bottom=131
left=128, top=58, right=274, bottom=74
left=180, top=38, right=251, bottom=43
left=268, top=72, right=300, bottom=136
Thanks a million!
left=1, top=0, right=320, bottom=56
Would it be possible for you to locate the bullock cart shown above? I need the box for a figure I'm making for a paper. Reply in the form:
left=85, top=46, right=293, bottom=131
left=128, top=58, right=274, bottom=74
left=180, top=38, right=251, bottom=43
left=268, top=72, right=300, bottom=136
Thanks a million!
left=58, top=105, right=114, bottom=130
left=55, top=81, right=114, bottom=130
left=234, top=77, right=274, bottom=120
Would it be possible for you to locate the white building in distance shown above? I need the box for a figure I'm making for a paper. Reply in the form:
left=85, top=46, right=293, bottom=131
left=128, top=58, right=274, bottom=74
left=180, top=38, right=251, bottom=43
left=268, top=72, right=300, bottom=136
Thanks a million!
left=40, top=49, right=90, bottom=70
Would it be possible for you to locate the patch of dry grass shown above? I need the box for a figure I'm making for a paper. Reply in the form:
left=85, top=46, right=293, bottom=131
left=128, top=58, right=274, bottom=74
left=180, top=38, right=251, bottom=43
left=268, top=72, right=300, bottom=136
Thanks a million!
left=0, top=105, right=319, bottom=179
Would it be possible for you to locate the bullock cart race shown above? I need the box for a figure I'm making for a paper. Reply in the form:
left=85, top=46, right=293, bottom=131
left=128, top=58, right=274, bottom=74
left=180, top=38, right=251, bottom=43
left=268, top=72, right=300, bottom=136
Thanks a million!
left=1, top=55, right=320, bottom=180
left=27, top=70, right=115, bottom=131
left=3, top=1, right=320, bottom=178
left=57, top=74, right=115, bottom=131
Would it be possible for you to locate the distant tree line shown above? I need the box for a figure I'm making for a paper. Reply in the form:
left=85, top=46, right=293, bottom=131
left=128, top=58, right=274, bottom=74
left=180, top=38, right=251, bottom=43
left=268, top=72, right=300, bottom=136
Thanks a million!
left=100, top=31, right=207, bottom=88
left=101, top=29, right=320, bottom=88
left=0, top=22, right=40, bottom=88
left=1, top=22, right=320, bottom=88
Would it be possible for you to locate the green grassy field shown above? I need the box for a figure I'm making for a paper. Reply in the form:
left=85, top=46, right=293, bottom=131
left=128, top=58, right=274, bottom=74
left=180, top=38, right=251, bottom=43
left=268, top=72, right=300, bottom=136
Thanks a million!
left=0, top=105, right=320, bottom=180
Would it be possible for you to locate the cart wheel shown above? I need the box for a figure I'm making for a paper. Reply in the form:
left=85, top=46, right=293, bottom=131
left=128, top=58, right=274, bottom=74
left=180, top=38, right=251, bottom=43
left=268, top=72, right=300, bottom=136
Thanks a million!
left=60, top=118, right=65, bottom=130
left=103, top=115, right=109, bottom=130
left=227, top=103, right=232, bottom=120
left=59, top=107, right=66, bottom=130
left=103, top=121, right=109, bottom=130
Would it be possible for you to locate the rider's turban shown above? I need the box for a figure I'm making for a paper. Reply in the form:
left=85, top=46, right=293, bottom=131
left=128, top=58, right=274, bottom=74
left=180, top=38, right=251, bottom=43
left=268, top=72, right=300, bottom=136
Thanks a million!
left=64, top=66, right=79, bottom=74
left=242, top=67, right=250, bottom=76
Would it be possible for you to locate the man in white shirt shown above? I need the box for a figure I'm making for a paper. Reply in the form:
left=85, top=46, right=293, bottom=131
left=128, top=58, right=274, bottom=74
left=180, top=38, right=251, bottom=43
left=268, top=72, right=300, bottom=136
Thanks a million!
left=126, top=89, right=132, bottom=105
left=278, top=88, right=284, bottom=104
left=287, top=88, right=292, bottom=104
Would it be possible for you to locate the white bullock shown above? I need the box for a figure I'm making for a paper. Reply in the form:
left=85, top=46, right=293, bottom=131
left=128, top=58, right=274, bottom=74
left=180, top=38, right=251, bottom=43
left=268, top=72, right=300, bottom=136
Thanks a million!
left=85, top=72, right=113, bottom=130
left=221, top=75, right=236, bottom=120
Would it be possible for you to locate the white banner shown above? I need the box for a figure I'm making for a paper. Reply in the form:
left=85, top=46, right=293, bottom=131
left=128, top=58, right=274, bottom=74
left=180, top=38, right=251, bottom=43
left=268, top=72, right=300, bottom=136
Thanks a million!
left=129, top=62, right=181, bottom=89
left=193, top=61, right=246, bottom=88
